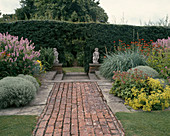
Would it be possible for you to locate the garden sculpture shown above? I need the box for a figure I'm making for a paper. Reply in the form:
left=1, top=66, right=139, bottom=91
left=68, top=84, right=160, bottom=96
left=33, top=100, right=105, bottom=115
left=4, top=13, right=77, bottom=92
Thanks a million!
left=93, top=48, right=99, bottom=64
left=53, top=48, right=59, bottom=64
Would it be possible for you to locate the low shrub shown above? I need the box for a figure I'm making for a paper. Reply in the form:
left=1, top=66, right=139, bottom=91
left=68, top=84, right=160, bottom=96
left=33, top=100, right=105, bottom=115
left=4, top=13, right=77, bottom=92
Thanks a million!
left=99, top=50, right=147, bottom=79
left=39, top=47, right=54, bottom=71
left=0, top=77, right=36, bottom=109
left=127, top=66, right=160, bottom=78
left=110, top=70, right=170, bottom=111
left=18, top=74, right=39, bottom=91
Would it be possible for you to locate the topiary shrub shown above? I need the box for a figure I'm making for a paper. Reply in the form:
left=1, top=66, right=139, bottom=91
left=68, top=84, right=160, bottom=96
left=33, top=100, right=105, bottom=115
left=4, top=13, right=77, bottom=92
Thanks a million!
left=127, top=66, right=160, bottom=78
left=0, top=77, right=36, bottom=109
left=18, top=74, right=39, bottom=91
left=99, top=50, right=147, bottom=79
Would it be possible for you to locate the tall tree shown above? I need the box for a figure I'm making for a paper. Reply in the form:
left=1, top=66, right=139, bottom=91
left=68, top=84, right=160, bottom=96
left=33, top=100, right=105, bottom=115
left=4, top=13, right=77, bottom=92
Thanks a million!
left=15, top=0, right=108, bottom=23
left=15, top=0, right=36, bottom=20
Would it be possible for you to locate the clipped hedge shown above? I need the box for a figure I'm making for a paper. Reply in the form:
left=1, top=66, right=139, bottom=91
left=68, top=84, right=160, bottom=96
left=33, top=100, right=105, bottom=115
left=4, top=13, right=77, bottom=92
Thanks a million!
left=0, top=20, right=170, bottom=72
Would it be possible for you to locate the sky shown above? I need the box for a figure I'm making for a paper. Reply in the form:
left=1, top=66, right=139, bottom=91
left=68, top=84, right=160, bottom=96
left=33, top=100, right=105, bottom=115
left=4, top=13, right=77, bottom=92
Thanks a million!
left=0, top=0, right=170, bottom=26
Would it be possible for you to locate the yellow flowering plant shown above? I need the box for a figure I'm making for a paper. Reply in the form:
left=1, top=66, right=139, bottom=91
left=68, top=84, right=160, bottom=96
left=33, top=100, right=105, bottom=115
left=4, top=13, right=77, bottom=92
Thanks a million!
left=32, top=60, right=46, bottom=75
left=125, top=83, right=170, bottom=111
left=111, top=70, right=170, bottom=111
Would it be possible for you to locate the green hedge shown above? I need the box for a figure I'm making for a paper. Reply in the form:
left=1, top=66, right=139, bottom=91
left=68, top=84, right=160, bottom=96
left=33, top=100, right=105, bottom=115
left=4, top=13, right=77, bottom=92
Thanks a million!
left=0, top=20, right=170, bottom=72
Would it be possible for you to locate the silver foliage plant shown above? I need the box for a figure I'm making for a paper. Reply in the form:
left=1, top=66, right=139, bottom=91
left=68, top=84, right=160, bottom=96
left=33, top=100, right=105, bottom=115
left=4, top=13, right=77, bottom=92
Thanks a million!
left=127, top=66, right=160, bottom=79
left=18, top=74, right=39, bottom=91
left=0, top=77, right=36, bottom=109
left=99, top=50, right=147, bottom=79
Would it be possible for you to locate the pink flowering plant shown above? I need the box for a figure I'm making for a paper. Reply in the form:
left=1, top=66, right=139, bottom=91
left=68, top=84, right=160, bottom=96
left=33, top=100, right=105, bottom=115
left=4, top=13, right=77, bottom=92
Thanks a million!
left=0, top=33, right=40, bottom=79
left=147, top=38, right=170, bottom=84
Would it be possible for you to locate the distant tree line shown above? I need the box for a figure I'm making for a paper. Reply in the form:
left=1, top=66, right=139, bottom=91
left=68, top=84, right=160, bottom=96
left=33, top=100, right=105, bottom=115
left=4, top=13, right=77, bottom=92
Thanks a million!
left=0, top=0, right=108, bottom=23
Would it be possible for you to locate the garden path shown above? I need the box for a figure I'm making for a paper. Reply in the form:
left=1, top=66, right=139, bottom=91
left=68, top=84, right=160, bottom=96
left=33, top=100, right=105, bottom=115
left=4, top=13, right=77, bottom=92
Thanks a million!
left=33, top=82, right=125, bottom=136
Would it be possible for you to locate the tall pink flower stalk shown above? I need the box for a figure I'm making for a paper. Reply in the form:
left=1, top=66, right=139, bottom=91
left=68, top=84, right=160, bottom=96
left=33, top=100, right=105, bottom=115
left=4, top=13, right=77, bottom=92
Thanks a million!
left=0, top=32, right=40, bottom=62
left=0, top=32, right=40, bottom=77
left=152, top=37, right=170, bottom=49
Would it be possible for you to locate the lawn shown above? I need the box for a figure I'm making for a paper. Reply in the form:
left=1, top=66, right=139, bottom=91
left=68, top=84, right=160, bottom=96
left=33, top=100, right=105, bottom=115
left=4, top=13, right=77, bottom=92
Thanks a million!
left=116, top=111, right=170, bottom=136
left=63, top=67, right=84, bottom=73
left=0, top=115, right=37, bottom=136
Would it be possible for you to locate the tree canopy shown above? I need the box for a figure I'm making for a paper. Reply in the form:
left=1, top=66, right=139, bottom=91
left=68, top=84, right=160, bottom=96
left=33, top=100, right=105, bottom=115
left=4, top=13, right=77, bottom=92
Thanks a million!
left=15, top=0, right=108, bottom=23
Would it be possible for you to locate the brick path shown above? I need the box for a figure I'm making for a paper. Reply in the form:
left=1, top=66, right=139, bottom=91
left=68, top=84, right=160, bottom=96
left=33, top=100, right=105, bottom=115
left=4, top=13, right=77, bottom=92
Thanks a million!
left=33, top=82, right=124, bottom=136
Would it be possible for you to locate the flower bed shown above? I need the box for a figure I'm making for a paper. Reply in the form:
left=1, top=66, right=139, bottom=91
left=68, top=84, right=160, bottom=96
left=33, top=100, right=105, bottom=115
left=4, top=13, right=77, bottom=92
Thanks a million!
left=103, top=37, right=170, bottom=111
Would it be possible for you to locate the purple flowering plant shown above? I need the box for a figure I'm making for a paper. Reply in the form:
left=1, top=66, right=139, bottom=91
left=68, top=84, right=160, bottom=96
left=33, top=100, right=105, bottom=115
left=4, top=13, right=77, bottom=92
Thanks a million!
left=0, top=33, right=40, bottom=79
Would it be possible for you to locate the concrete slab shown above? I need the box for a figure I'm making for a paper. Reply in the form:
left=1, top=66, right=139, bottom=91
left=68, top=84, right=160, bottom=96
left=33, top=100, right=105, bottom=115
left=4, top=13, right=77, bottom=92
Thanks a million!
left=17, top=105, right=45, bottom=115
left=0, top=108, right=21, bottom=115
left=88, top=73, right=99, bottom=80
left=107, top=102, right=130, bottom=113
left=97, top=81, right=113, bottom=86
left=54, top=73, right=63, bottom=81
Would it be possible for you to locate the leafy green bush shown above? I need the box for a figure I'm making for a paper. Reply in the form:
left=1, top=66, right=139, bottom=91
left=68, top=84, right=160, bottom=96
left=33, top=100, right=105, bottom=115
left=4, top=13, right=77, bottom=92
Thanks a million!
left=64, top=52, right=74, bottom=67
left=0, top=33, right=40, bottom=79
left=39, top=47, right=54, bottom=71
left=17, top=74, right=39, bottom=91
left=99, top=50, right=147, bottom=79
left=127, top=66, right=160, bottom=78
left=110, top=71, right=170, bottom=111
left=77, top=52, right=84, bottom=66
left=0, top=77, right=36, bottom=109
left=147, top=48, right=170, bottom=84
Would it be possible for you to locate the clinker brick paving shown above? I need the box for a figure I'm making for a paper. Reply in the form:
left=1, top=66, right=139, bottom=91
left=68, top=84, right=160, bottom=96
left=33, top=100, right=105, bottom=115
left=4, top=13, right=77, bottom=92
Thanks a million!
left=33, top=82, right=124, bottom=136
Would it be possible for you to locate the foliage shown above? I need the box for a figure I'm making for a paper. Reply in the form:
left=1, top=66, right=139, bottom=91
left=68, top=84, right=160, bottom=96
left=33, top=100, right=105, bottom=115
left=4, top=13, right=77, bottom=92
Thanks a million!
left=15, top=0, right=35, bottom=20
left=17, top=74, right=39, bottom=91
left=0, top=33, right=40, bottom=79
left=147, top=47, right=170, bottom=84
left=0, top=115, right=37, bottom=136
left=113, top=39, right=162, bottom=56
left=77, top=52, right=85, bottom=66
left=152, top=36, right=170, bottom=49
left=0, top=77, right=36, bottom=109
left=0, top=21, right=170, bottom=72
left=39, top=47, right=54, bottom=71
left=125, top=84, right=170, bottom=111
left=33, top=60, right=46, bottom=75
left=116, top=111, right=170, bottom=136
left=110, top=70, right=170, bottom=111
left=64, top=52, right=75, bottom=67
left=15, top=0, right=108, bottom=23
left=127, top=66, right=160, bottom=78
left=99, top=50, right=147, bottom=79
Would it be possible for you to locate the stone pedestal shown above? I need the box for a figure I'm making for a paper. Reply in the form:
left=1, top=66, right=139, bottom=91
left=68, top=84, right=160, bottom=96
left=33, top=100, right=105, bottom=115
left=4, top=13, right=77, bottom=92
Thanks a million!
left=52, top=63, right=63, bottom=74
left=89, top=63, right=101, bottom=73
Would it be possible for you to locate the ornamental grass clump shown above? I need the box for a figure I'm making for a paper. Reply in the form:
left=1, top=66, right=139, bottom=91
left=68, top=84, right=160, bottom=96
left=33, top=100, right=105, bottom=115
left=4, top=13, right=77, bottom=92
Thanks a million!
left=0, top=33, right=40, bottom=79
left=0, top=77, right=36, bottom=109
left=99, top=50, right=147, bottom=79
left=110, top=70, right=170, bottom=111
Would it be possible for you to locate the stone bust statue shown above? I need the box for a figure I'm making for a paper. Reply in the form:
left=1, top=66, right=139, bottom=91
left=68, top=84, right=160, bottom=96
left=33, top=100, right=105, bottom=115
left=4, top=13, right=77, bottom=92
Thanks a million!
left=53, top=48, right=59, bottom=64
left=93, top=48, right=99, bottom=64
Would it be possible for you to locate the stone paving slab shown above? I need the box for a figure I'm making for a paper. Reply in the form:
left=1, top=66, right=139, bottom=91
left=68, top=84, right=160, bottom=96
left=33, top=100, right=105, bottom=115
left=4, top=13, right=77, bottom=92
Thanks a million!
left=33, top=82, right=125, bottom=136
